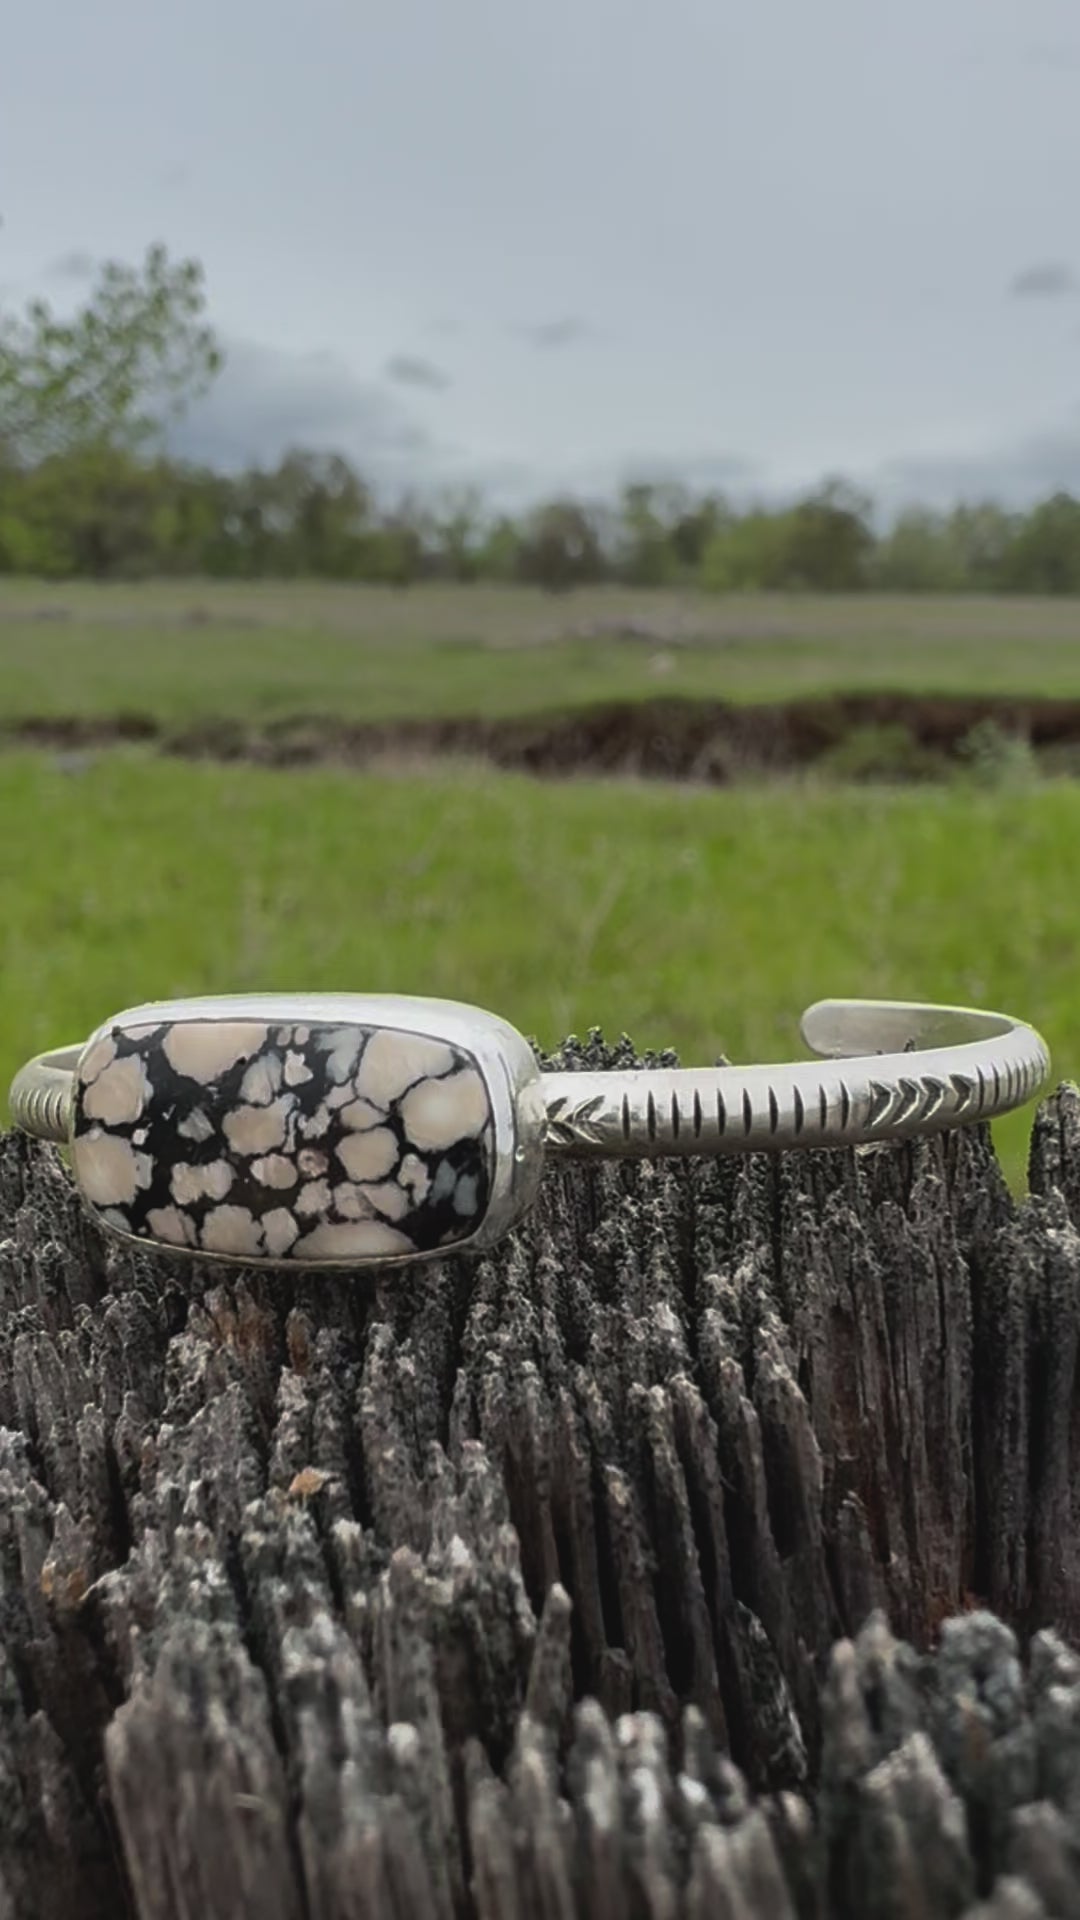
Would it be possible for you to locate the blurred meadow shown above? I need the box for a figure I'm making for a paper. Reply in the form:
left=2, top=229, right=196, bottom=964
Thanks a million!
left=2, top=671, right=1078, bottom=1187
left=4, top=580, right=1080, bottom=719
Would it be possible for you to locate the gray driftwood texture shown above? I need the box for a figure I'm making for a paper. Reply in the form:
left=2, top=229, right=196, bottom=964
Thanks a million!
left=4, top=1035, right=1080, bottom=1920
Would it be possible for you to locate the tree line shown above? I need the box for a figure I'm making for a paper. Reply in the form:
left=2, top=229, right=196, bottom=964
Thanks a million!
left=2, top=244, right=1080, bottom=592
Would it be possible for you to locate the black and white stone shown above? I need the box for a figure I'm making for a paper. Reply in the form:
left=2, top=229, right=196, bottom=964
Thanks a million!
left=71, top=1019, right=495, bottom=1261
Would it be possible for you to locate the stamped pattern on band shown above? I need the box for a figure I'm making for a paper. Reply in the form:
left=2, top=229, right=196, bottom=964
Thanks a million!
left=71, top=1020, right=494, bottom=1261
left=542, top=1049, right=1048, bottom=1154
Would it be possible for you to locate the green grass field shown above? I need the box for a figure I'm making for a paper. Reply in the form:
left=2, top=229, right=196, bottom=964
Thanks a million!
left=2, top=749, right=1074, bottom=1187
left=3, top=580, right=1080, bottom=722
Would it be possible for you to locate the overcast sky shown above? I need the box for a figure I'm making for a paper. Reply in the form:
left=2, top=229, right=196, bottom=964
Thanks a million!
left=4, top=0, right=1080, bottom=508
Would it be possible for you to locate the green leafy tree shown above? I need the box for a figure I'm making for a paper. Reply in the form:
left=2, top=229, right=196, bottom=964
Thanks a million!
left=269, top=451, right=372, bottom=577
left=432, top=488, right=485, bottom=582
left=363, top=494, right=427, bottom=586
left=783, top=480, right=873, bottom=590
left=0, top=243, right=221, bottom=465
left=701, top=481, right=872, bottom=591
left=945, top=502, right=1016, bottom=591
left=0, top=446, right=220, bottom=579
left=870, top=508, right=964, bottom=591
left=668, top=493, right=728, bottom=572
left=617, top=483, right=679, bottom=586
left=515, top=499, right=606, bottom=591
left=997, top=492, right=1080, bottom=594
left=477, top=514, right=522, bottom=581
left=700, top=509, right=794, bottom=590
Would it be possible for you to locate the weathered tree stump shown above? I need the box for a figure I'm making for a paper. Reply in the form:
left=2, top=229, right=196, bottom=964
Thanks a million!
left=4, top=1033, right=1080, bottom=1919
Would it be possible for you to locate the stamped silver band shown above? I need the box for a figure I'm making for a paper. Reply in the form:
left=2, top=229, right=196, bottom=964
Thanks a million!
left=7, top=994, right=1049, bottom=1269
left=542, top=999, right=1050, bottom=1156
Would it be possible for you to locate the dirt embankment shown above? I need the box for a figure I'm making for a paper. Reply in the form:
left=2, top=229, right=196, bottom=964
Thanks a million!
left=7, top=691, right=1080, bottom=783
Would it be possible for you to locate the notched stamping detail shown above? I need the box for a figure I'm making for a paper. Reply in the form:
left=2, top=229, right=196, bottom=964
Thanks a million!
left=71, top=1019, right=495, bottom=1262
left=544, top=1091, right=609, bottom=1150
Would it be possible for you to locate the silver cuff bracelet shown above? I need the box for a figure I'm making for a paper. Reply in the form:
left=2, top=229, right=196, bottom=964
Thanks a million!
left=7, top=993, right=1049, bottom=1270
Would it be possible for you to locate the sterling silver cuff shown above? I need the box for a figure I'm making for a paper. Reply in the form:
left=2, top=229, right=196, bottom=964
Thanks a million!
left=7, top=993, right=1049, bottom=1270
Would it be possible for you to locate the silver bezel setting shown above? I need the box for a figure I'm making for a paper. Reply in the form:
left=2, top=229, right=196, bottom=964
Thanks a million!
left=71, top=993, right=547, bottom=1270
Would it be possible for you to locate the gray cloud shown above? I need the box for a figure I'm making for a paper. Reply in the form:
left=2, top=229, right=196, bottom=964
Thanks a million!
left=1022, top=41, right=1080, bottom=70
left=384, top=353, right=453, bottom=391
left=168, top=337, right=436, bottom=475
left=1009, top=262, right=1075, bottom=298
left=616, top=453, right=760, bottom=492
left=9, top=0, right=1080, bottom=496
left=873, top=422, right=1080, bottom=511
left=512, top=317, right=593, bottom=350
left=44, top=249, right=97, bottom=282
left=447, top=456, right=546, bottom=506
